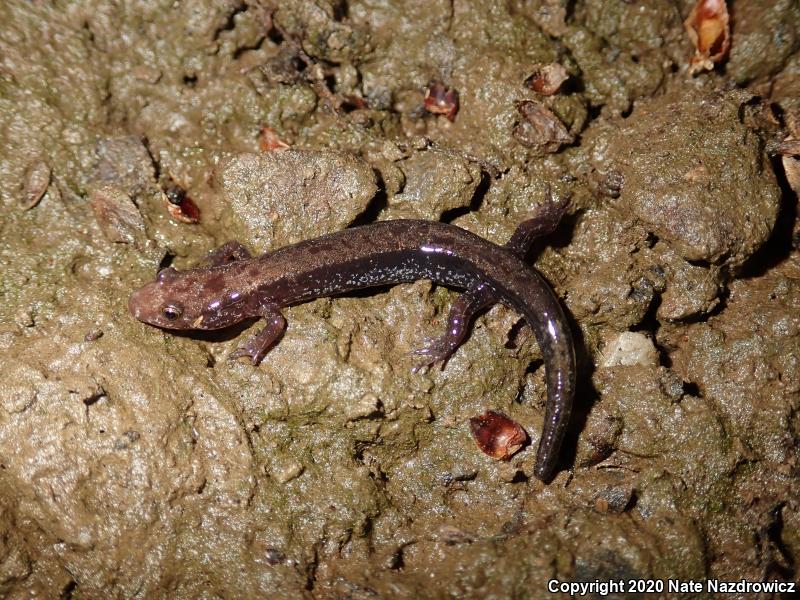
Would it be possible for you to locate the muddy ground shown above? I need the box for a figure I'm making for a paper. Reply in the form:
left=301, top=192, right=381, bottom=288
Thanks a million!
left=1, top=1, right=799, bottom=598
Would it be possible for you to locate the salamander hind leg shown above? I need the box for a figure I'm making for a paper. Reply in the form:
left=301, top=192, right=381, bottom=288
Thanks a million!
left=230, top=305, right=286, bottom=365
left=411, top=283, right=497, bottom=373
left=202, top=241, right=252, bottom=267
left=505, top=187, right=571, bottom=256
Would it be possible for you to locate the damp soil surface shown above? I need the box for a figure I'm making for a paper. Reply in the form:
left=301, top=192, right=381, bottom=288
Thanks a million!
left=1, top=1, right=799, bottom=598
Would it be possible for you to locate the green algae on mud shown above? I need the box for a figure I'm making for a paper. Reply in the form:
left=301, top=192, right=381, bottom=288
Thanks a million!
left=1, top=0, right=799, bottom=597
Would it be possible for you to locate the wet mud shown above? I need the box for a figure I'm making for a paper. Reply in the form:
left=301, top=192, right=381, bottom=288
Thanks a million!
left=1, top=1, right=798, bottom=597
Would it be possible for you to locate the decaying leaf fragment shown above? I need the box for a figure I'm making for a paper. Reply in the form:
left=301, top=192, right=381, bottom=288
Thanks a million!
left=424, top=82, right=459, bottom=122
left=779, top=138, right=800, bottom=197
left=513, top=100, right=573, bottom=152
left=779, top=114, right=800, bottom=199
left=469, top=410, right=528, bottom=460
left=684, top=0, right=730, bottom=74
left=525, top=63, right=569, bottom=96
left=259, top=125, right=291, bottom=152
left=90, top=184, right=147, bottom=247
left=21, top=161, right=51, bottom=210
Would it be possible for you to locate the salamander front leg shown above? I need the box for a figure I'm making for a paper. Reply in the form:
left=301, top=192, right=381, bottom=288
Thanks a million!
left=202, top=241, right=252, bottom=267
left=412, top=283, right=496, bottom=373
left=230, top=305, right=286, bottom=365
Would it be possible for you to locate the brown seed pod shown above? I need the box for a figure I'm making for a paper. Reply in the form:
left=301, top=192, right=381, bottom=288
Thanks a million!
left=424, top=82, right=459, bottom=122
left=525, top=63, right=569, bottom=96
left=684, top=0, right=730, bottom=75
left=469, top=410, right=528, bottom=460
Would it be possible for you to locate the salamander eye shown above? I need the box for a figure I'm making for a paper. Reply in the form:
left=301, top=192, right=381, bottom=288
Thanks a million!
left=162, top=304, right=182, bottom=320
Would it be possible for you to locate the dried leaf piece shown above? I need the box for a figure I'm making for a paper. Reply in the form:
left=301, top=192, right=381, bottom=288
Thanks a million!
left=781, top=148, right=800, bottom=198
left=469, top=410, right=528, bottom=460
left=162, top=182, right=200, bottom=224
left=777, top=139, right=800, bottom=158
left=90, top=184, right=147, bottom=246
left=21, top=161, right=51, bottom=209
left=525, top=63, right=569, bottom=96
left=342, top=95, right=368, bottom=111
left=779, top=118, right=800, bottom=198
left=684, top=0, right=730, bottom=74
left=424, top=82, right=459, bottom=122
left=259, top=125, right=291, bottom=152
left=513, top=100, right=573, bottom=152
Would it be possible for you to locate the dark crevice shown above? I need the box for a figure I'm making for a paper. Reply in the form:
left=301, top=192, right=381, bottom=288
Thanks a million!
left=682, top=381, right=701, bottom=397
left=758, top=503, right=795, bottom=582
left=676, top=288, right=731, bottom=326
left=60, top=580, right=77, bottom=600
left=441, top=170, right=491, bottom=224
left=349, top=170, right=388, bottom=227
left=140, top=136, right=162, bottom=185
left=266, top=24, right=284, bottom=45
left=388, top=545, right=407, bottom=570
left=331, top=0, right=349, bottom=21
left=83, top=388, right=107, bottom=406
left=174, top=316, right=261, bottom=346
left=523, top=358, right=544, bottom=375
left=685, top=257, right=714, bottom=268
left=586, top=103, right=603, bottom=124
left=335, top=284, right=394, bottom=299
left=233, top=35, right=266, bottom=60
left=304, top=544, right=320, bottom=590
left=510, top=470, right=529, bottom=483
left=212, top=1, right=248, bottom=41
left=157, top=252, right=176, bottom=272
left=632, top=297, right=660, bottom=336
left=739, top=154, right=798, bottom=279
left=81, top=20, right=95, bottom=44
left=506, top=319, right=532, bottom=352
left=323, top=74, right=337, bottom=93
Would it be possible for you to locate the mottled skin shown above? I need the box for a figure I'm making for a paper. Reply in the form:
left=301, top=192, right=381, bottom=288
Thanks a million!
left=129, top=200, right=575, bottom=481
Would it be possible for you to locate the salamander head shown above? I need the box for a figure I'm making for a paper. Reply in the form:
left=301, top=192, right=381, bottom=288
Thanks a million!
left=129, top=267, right=212, bottom=330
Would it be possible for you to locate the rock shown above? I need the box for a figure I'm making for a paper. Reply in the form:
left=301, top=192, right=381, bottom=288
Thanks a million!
left=602, top=89, right=780, bottom=267
left=600, top=332, right=658, bottom=368
left=218, top=151, right=377, bottom=251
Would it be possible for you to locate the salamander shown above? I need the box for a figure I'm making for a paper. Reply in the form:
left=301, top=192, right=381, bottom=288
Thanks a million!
left=128, top=197, right=576, bottom=481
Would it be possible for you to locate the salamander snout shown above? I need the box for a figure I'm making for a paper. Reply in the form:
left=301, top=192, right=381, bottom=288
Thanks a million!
left=128, top=286, right=146, bottom=321
left=128, top=282, right=161, bottom=324
left=128, top=279, right=189, bottom=329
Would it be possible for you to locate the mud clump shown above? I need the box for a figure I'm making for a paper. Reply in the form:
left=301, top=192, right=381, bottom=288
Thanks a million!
left=1, top=0, right=799, bottom=597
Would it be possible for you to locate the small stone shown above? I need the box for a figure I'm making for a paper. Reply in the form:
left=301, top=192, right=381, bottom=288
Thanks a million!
left=600, top=332, right=658, bottom=367
left=271, top=460, right=304, bottom=484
